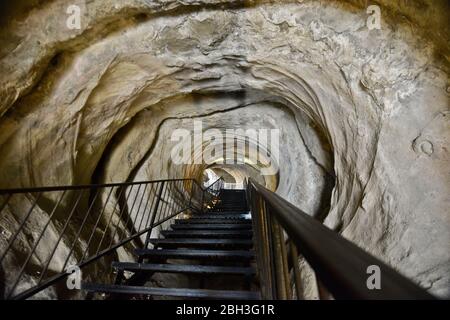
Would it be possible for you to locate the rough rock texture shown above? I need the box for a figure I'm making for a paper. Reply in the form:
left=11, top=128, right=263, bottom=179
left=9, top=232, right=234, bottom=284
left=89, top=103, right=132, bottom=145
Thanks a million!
left=0, top=0, right=448, bottom=298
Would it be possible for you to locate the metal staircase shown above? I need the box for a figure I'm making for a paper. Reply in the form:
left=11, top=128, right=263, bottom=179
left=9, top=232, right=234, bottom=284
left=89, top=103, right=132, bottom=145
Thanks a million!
left=83, top=189, right=260, bottom=299
left=0, top=177, right=435, bottom=300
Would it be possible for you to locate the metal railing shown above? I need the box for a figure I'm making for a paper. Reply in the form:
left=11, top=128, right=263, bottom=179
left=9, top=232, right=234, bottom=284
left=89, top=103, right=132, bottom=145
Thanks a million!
left=200, top=178, right=224, bottom=213
left=0, top=178, right=222, bottom=300
left=245, top=178, right=435, bottom=300
left=223, top=182, right=244, bottom=190
left=1, top=175, right=433, bottom=300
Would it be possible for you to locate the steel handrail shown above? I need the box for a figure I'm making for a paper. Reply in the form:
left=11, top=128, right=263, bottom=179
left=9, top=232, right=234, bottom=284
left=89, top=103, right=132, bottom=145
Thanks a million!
left=204, top=177, right=224, bottom=193
left=200, top=177, right=224, bottom=212
left=246, top=178, right=435, bottom=300
left=0, top=178, right=200, bottom=195
left=0, top=177, right=221, bottom=299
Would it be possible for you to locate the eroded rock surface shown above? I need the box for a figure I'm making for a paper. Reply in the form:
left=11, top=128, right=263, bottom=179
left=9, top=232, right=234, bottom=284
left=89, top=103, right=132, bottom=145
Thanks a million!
left=0, top=0, right=448, bottom=298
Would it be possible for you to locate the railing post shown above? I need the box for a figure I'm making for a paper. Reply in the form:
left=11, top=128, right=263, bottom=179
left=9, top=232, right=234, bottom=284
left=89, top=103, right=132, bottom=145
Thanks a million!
left=187, top=180, right=193, bottom=209
left=3, top=179, right=203, bottom=299
left=142, top=181, right=165, bottom=252
left=289, top=241, right=303, bottom=298
left=271, top=215, right=291, bottom=299
left=249, top=183, right=275, bottom=299
left=200, top=188, right=205, bottom=213
left=246, top=178, right=436, bottom=300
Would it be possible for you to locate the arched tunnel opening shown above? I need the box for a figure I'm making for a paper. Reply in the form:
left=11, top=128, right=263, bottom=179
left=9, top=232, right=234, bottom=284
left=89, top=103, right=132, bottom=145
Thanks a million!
left=0, top=0, right=448, bottom=301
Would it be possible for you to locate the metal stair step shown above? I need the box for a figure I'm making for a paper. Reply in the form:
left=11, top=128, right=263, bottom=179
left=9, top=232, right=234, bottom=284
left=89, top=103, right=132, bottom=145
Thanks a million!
left=175, top=218, right=251, bottom=224
left=189, top=214, right=249, bottom=219
left=210, top=207, right=248, bottom=211
left=171, top=223, right=252, bottom=230
left=112, top=261, right=256, bottom=275
left=82, top=283, right=260, bottom=300
left=135, top=248, right=255, bottom=260
left=161, top=230, right=253, bottom=239
left=148, top=238, right=253, bottom=248
left=201, top=211, right=249, bottom=215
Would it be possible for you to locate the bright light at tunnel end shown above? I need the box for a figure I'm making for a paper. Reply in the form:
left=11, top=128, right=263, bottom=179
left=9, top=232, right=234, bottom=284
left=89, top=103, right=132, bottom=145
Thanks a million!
left=170, top=120, right=280, bottom=176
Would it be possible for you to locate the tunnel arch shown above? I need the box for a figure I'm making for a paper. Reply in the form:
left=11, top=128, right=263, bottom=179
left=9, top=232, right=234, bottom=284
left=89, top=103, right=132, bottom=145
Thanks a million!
left=0, top=0, right=448, bottom=298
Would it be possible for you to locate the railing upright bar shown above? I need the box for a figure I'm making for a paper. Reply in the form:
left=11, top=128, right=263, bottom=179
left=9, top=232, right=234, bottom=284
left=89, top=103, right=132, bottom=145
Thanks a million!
left=159, top=184, right=170, bottom=222
left=62, top=185, right=115, bottom=272
left=289, top=241, right=303, bottom=299
left=118, top=184, right=142, bottom=242
left=187, top=180, right=193, bottom=205
left=175, top=180, right=182, bottom=210
left=0, top=192, right=42, bottom=263
left=167, top=183, right=177, bottom=218
left=133, top=184, right=148, bottom=229
left=136, top=184, right=153, bottom=233
left=1, top=178, right=202, bottom=300
left=7, top=189, right=73, bottom=298
left=76, top=185, right=118, bottom=266
left=250, top=189, right=274, bottom=299
left=266, top=204, right=278, bottom=299
left=141, top=182, right=160, bottom=232
left=156, top=181, right=170, bottom=223
left=106, top=185, right=135, bottom=249
left=271, top=216, right=285, bottom=299
left=247, top=178, right=435, bottom=300
left=143, top=181, right=165, bottom=251
left=200, top=190, right=205, bottom=213
left=38, top=188, right=94, bottom=284
left=164, top=181, right=176, bottom=218
left=165, top=183, right=175, bottom=220
left=95, top=185, right=134, bottom=255
left=122, top=184, right=148, bottom=246
left=279, top=222, right=292, bottom=299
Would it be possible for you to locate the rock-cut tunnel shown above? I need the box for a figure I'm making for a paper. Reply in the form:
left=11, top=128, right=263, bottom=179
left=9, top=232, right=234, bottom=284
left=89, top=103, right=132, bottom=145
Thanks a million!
left=0, top=0, right=448, bottom=299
